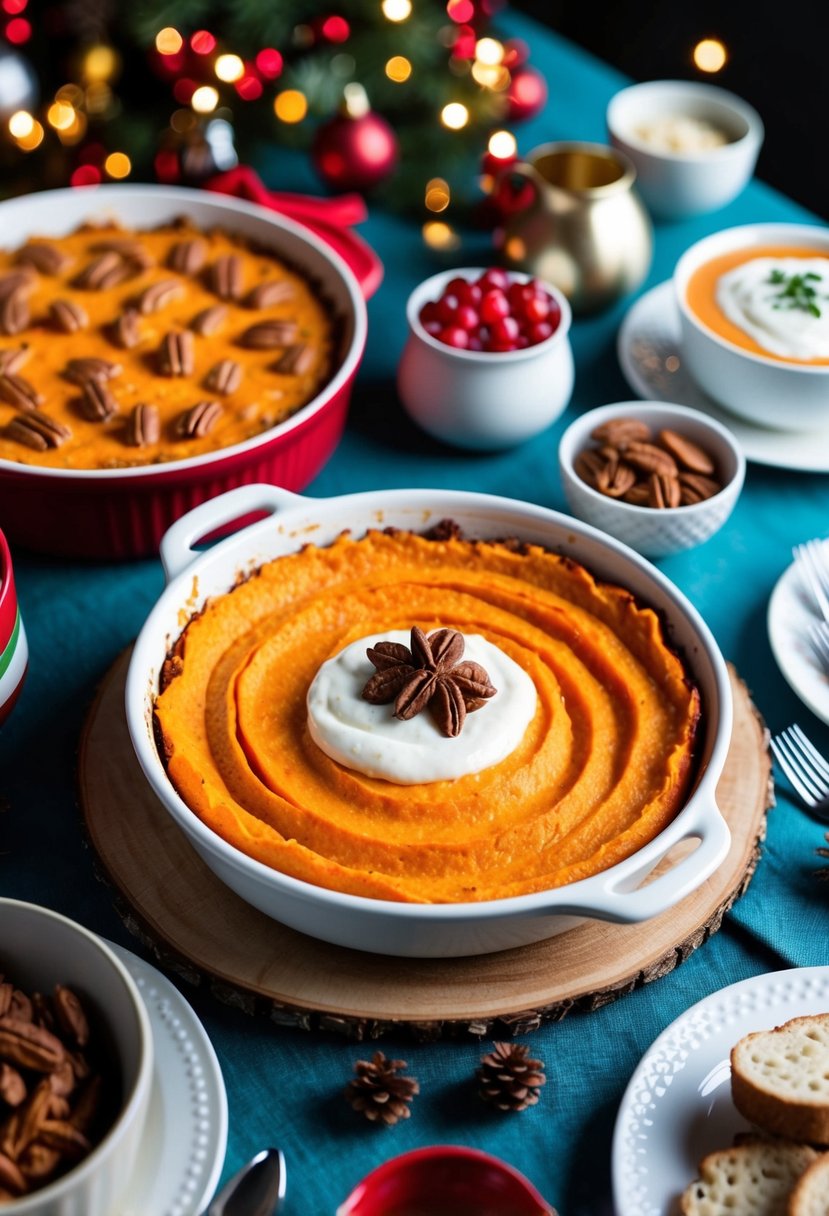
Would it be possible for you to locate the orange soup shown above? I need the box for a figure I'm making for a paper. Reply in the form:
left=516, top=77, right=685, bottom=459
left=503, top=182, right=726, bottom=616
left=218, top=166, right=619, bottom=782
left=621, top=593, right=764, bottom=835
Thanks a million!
left=686, top=245, right=829, bottom=365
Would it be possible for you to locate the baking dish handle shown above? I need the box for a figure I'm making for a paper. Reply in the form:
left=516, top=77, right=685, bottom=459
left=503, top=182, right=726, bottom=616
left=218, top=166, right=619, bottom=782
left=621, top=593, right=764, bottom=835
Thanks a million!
left=160, top=484, right=306, bottom=584
left=570, top=796, right=731, bottom=924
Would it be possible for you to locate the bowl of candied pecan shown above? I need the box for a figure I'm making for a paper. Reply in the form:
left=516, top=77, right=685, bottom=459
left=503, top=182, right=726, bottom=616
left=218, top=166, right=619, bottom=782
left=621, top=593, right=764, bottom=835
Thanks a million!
left=558, top=400, right=745, bottom=558
left=0, top=184, right=370, bottom=559
left=0, top=898, right=153, bottom=1212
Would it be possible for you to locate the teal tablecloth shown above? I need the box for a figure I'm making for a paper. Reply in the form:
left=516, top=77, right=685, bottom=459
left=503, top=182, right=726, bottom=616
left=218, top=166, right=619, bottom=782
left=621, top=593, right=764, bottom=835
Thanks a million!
left=3, top=12, right=829, bottom=1215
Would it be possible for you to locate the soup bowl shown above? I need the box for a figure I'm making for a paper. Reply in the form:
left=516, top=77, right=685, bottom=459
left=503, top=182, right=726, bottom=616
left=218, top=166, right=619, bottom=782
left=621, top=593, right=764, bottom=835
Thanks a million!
left=125, top=483, right=732, bottom=958
left=0, top=184, right=369, bottom=559
left=675, top=222, right=829, bottom=431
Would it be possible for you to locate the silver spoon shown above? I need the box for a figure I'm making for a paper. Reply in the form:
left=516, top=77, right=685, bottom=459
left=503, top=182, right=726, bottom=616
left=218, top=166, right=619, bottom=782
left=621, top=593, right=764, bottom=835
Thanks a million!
left=205, top=1148, right=286, bottom=1216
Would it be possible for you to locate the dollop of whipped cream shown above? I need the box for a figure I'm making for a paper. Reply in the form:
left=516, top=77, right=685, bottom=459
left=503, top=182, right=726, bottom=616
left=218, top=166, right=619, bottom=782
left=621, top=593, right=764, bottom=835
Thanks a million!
left=306, top=630, right=537, bottom=784
left=715, top=256, right=829, bottom=359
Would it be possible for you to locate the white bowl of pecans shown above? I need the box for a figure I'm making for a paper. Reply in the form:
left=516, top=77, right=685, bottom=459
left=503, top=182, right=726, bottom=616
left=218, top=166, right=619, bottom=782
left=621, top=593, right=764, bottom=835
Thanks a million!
left=558, top=401, right=745, bottom=558
left=0, top=899, right=153, bottom=1213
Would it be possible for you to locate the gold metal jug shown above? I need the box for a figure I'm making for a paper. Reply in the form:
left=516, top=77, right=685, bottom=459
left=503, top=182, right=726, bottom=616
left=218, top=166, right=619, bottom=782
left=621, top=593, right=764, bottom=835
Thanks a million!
left=494, top=141, right=653, bottom=314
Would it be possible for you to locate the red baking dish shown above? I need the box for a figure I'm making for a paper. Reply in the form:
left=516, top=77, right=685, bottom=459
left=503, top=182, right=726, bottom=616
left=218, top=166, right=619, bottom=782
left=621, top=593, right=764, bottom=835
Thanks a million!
left=0, top=185, right=371, bottom=560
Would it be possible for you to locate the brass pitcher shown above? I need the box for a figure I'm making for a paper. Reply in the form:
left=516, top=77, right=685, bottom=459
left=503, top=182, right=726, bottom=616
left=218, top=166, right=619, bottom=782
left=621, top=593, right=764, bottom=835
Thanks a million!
left=494, top=141, right=653, bottom=314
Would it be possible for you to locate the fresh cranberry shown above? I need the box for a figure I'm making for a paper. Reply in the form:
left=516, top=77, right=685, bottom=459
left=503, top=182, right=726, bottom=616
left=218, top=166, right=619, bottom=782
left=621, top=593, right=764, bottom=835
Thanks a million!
left=478, top=267, right=511, bottom=292
left=435, top=293, right=460, bottom=325
left=457, top=280, right=483, bottom=307
left=437, top=325, right=470, bottom=349
left=520, top=295, right=550, bottom=324
left=527, top=320, right=554, bottom=344
left=420, top=301, right=439, bottom=325
left=490, top=315, right=520, bottom=344
left=455, top=304, right=480, bottom=331
left=546, top=295, right=562, bottom=327
left=445, top=277, right=471, bottom=299
left=423, top=319, right=442, bottom=337
left=479, top=290, right=510, bottom=324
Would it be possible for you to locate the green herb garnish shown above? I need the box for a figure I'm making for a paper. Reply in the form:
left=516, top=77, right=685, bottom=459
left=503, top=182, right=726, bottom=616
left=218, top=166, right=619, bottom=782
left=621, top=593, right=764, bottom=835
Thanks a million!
left=768, top=268, right=825, bottom=318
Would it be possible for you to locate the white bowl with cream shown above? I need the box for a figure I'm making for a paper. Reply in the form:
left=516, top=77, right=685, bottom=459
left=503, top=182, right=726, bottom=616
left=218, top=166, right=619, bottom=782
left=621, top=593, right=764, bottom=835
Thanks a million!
left=607, top=80, right=763, bottom=219
left=675, top=223, right=829, bottom=430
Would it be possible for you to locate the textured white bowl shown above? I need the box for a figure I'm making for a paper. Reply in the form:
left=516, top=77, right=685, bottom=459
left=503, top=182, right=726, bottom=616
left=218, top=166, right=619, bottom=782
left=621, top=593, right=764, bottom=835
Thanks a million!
left=607, top=80, right=763, bottom=219
left=0, top=899, right=153, bottom=1215
left=558, top=401, right=745, bottom=559
left=396, top=268, right=574, bottom=450
left=126, top=483, right=732, bottom=958
left=675, top=223, right=829, bottom=431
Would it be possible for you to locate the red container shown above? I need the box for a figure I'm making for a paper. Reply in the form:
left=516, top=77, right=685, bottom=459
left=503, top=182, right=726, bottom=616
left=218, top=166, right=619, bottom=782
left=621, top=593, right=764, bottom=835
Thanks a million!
left=0, top=528, right=28, bottom=725
left=0, top=185, right=372, bottom=560
left=337, top=1146, right=555, bottom=1216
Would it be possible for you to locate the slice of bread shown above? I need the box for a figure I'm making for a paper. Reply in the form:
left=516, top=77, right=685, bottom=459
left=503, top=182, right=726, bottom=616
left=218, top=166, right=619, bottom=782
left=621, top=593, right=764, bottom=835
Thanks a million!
left=788, top=1153, right=829, bottom=1216
left=680, top=1139, right=821, bottom=1215
left=731, top=1015, right=829, bottom=1144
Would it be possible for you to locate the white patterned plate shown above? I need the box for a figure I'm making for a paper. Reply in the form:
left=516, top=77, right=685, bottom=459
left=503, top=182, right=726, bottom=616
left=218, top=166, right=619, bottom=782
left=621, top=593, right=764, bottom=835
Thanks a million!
left=768, top=540, right=829, bottom=726
left=612, top=966, right=829, bottom=1216
left=617, top=281, right=829, bottom=473
left=107, top=941, right=228, bottom=1216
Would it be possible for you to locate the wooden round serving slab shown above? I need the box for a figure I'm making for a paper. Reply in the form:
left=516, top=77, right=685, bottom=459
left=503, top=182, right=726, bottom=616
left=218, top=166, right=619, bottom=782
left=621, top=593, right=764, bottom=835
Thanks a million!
left=79, top=651, right=771, bottom=1040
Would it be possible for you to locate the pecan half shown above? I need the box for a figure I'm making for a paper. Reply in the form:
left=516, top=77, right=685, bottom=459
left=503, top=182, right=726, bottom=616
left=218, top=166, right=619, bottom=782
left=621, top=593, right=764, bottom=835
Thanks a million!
left=0, top=373, right=42, bottom=411
left=0, top=292, right=29, bottom=336
left=0, top=346, right=31, bottom=376
left=273, top=343, right=314, bottom=374
left=622, top=440, right=678, bottom=478
left=4, top=411, right=71, bottom=451
left=64, top=357, right=121, bottom=385
left=622, top=482, right=651, bottom=506
left=0, top=1019, right=65, bottom=1072
left=136, top=278, right=185, bottom=315
left=158, top=330, right=195, bottom=376
left=0, top=269, right=35, bottom=299
left=208, top=253, right=244, bottom=300
left=168, top=237, right=208, bottom=275
left=73, top=252, right=132, bottom=290
left=110, top=308, right=141, bottom=349
left=49, top=299, right=89, bottom=334
left=648, top=471, right=681, bottom=509
left=574, top=448, right=606, bottom=487
left=595, top=457, right=637, bottom=498
left=245, top=280, right=294, bottom=309
left=0, top=1064, right=25, bottom=1107
left=37, top=1120, right=91, bottom=1159
left=590, top=417, right=651, bottom=448
left=12, top=1079, right=52, bottom=1158
left=16, top=243, right=72, bottom=276
left=78, top=379, right=117, bottom=422
left=0, top=985, right=11, bottom=1017
left=204, top=359, right=242, bottom=395
left=51, top=989, right=89, bottom=1050
left=90, top=238, right=154, bottom=271
left=240, top=319, right=298, bottom=349
left=178, top=399, right=223, bottom=438
left=678, top=472, right=722, bottom=504
left=0, top=1151, right=25, bottom=1196
left=658, top=428, right=717, bottom=475
left=190, top=304, right=228, bottom=336
left=125, top=402, right=160, bottom=447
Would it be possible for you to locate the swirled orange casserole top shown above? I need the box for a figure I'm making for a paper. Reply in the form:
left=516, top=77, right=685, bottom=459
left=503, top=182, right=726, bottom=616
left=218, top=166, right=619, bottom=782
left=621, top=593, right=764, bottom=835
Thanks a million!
left=0, top=219, right=336, bottom=469
left=153, top=528, right=701, bottom=904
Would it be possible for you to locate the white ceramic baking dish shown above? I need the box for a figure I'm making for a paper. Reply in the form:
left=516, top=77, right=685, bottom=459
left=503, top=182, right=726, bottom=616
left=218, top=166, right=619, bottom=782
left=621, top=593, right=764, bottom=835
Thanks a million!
left=125, top=484, right=732, bottom=958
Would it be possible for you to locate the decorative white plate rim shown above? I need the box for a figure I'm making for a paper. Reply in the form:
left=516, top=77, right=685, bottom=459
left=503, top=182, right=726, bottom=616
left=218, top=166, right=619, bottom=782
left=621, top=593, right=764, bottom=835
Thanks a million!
left=107, top=940, right=228, bottom=1216
left=611, top=965, right=829, bottom=1216
left=617, top=279, right=829, bottom=473
left=767, top=538, right=829, bottom=726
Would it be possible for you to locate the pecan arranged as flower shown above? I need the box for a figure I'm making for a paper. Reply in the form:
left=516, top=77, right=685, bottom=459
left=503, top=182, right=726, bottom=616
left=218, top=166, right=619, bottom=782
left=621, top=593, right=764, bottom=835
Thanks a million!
left=362, top=625, right=497, bottom=737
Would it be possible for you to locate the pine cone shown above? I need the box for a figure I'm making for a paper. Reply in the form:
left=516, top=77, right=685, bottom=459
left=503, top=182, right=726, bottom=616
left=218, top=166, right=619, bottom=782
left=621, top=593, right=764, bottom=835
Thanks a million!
left=477, top=1041, right=546, bottom=1112
left=344, top=1051, right=419, bottom=1125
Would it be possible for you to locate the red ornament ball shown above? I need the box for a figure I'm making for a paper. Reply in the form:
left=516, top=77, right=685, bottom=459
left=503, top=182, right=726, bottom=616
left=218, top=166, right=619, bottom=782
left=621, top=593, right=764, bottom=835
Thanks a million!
left=312, top=108, right=398, bottom=192
left=506, top=64, right=548, bottom=122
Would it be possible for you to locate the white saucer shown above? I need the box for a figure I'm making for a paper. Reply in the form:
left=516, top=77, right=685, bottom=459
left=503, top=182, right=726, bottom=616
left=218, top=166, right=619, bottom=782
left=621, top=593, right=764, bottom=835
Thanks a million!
left=612, top=965, right=829, bottom=1216
left=108, top=941, right=228, bottom=1216
left=768, top=540, right=829, bottom=725
left=617, top=280, right=829, bottom=472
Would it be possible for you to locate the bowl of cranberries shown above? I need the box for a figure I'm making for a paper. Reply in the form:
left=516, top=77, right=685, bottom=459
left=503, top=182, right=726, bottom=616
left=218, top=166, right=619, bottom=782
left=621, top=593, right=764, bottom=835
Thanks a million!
left=397, top=267, right=574, bottom=450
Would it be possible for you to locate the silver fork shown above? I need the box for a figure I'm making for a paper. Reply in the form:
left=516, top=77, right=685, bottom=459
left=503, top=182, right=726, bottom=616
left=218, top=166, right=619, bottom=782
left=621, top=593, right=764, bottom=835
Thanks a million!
left=811, top=621, right=829, bottom=673
left=794, top=538, right=829, bottom=623
left=771, top=724, right=829, bottom=818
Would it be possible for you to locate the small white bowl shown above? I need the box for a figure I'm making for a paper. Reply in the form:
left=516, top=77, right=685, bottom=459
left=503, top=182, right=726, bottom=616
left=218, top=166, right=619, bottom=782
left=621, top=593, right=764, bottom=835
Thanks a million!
left=558, top=401, right=745, bottom=559
left=607, top=80, right=763, bottom=219
left=0, top=899, right=153, bottom=1215
left=396, top=268, right=574, bottom=450
left=675, top=222, right=829, bottom=431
